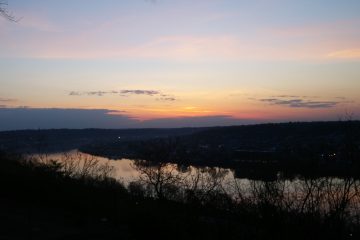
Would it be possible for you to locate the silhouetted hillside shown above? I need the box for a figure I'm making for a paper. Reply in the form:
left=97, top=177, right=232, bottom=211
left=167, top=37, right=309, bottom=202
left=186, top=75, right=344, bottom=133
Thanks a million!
left=0, top=128, right=204, bottom=153
left=80, top=121, right=360, bottom=178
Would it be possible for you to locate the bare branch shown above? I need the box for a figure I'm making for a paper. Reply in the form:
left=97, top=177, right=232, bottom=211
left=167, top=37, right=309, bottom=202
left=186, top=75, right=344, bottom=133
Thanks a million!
left=0, top=1, right=17, bottom=22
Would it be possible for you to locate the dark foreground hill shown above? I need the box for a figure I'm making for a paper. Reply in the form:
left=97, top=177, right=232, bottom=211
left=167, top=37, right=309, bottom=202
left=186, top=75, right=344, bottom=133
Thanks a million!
left=1, top=151, right=360, bottom=240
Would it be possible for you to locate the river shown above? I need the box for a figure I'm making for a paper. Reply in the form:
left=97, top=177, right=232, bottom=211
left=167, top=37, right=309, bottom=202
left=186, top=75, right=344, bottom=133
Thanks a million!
left=27, top=149, right=360, bottom=216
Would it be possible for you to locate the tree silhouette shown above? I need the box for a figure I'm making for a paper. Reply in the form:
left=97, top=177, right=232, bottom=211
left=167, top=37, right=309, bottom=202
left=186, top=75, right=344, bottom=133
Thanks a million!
left=0, top=1, right=16, bottom=21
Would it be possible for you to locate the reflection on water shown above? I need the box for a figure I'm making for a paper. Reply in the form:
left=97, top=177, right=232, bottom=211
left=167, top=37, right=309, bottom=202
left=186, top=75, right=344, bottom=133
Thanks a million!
left=30, top=150, right=142, bottom=183
left=29, top=150, right=236, bottom=185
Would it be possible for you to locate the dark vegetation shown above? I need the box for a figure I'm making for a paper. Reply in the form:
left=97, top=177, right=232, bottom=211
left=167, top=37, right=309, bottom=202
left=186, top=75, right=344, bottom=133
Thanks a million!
left=1, top=150, right=360, bottom=239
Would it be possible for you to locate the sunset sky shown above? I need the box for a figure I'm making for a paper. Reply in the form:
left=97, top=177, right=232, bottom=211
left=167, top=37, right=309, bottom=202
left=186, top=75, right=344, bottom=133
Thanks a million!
left=1, top=0, right=360, bottom=130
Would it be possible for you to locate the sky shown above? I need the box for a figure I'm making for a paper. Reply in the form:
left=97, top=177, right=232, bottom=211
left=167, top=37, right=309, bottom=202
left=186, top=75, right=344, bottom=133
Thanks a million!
left=1, top=0, right=360, bottom=130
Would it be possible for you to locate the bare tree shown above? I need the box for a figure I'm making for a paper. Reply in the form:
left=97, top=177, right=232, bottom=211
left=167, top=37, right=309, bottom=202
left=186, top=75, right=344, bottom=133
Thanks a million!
left=132, top=160, right=183, bottom=200
left=27, top=151, right=115, bottom=182
left=324, top=178, right=359, bottom=220
left=298, top=178, right=327, bottom=215
left=61, top=151, right=115, bottom=181
left=0, top=1, right=16, bottom=22
left=183, top=166, right=228, bottom=204
left=130, top=137, right=187, bottom=200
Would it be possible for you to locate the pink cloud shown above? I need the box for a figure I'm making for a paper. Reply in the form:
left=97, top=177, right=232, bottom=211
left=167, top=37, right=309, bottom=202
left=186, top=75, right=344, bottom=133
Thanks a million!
left=2, top=20, right=360, bottom=61
left=266, top=19, right=360, bottom=38
left=327, top=49, right=360, bottom=59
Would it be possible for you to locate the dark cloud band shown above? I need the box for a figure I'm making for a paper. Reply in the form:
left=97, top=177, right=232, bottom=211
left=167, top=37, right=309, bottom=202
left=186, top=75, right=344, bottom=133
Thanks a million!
left=259, top=97, right=346, bottom=109
left=0, top=107, right=249, bottom=131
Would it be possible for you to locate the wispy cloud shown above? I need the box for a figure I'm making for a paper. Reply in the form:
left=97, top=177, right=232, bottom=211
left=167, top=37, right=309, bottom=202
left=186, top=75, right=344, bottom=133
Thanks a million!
left=259, top=97, right=343, bottom=109
left=68, top=90, right=176, bottom=101
left=268, top=19, right=360, bottom=38
left=0, top=98, right=17, bottom=102
left=271, top=95, right=306, bottom=98
left=3, top=27, right=360, bottom=61
left=120, top=90, right=159, bottom=96
left=130, top=35, right=240, bottom=60
left=69, top=91, right=82, bottom=96
left=327, top=49, right=360, bottom=59
left=86, top=91, right=112, bottom=96
left=156, top=97, right=177, bottom=102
